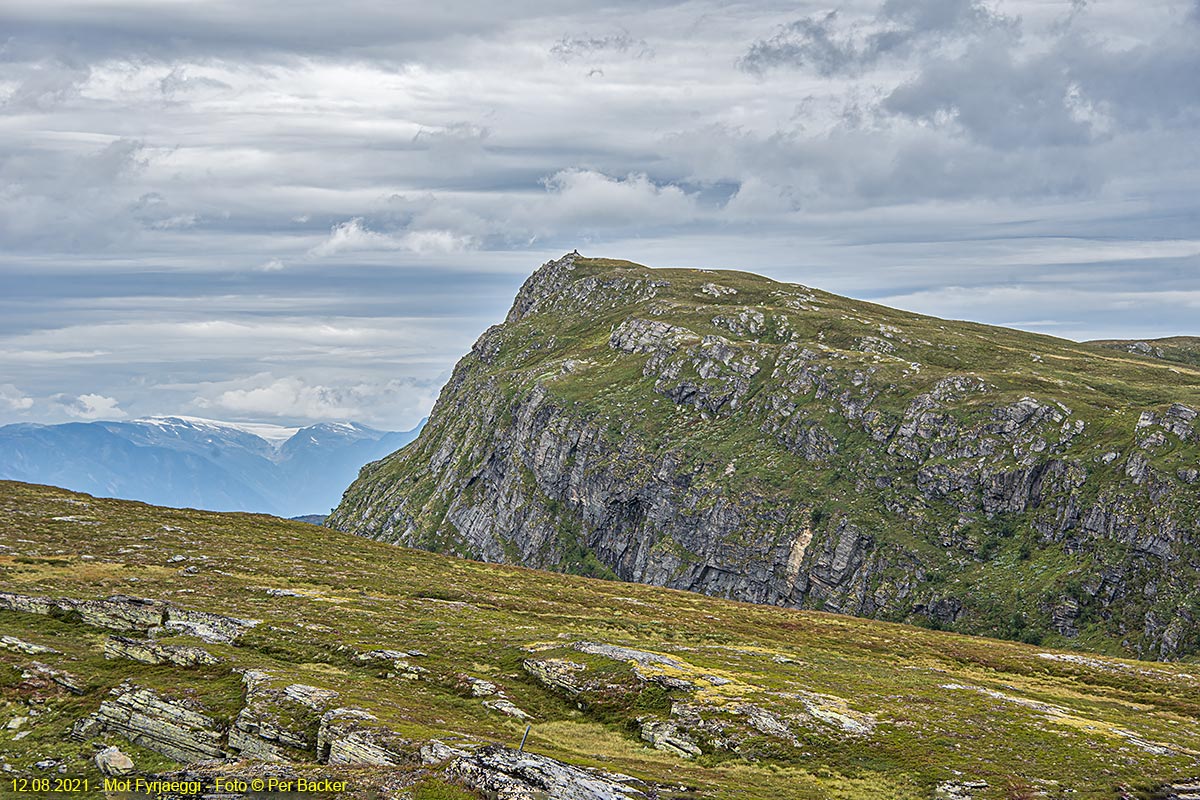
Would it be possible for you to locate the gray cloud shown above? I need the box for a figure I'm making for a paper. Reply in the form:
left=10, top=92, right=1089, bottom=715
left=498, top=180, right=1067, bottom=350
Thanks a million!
left=3, top=58, right=92, bottom=110
left=739, top=0, right=1013, bottom=76
left=2, top=0, right=1198, bottom=427
left=883, top=42, right=1095, bottom=150
left=0, top=0, right=683, bottom=62
left=739, top=12, right=857, bottom=76
left=158, top=67, right=232, bottom=98
left=550, top=31, right=654, bottom=61
left=884, top=19, right=1200, bottom=150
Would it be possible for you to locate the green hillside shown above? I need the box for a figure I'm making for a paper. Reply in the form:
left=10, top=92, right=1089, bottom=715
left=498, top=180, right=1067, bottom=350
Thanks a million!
left=1088, top=337, right=1200, bottom=368
left=1, top=481, right=1199, bottom=799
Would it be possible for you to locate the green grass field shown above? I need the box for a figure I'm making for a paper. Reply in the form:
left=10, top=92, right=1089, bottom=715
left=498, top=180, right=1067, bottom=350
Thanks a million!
left=2, top=481, right=1198, bottom=799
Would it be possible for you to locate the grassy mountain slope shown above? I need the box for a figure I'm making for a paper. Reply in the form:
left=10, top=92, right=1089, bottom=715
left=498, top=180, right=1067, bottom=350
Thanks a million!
left=2, top=481, right=1200, bottom=799
left=1087, top=337, right=1200, bottom=368
left=331, top=254, right=1200, bottom=660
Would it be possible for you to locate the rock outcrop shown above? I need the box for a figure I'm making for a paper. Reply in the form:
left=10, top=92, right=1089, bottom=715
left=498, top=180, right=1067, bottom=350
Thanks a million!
left=0, top=592, right=165, bottom=630
left=226, top=671, right=332, bottom=762
left=0, top=591, right=258, bottom=643
left=104, top=636, right=220, bottom=667
left=1, top=635, right=59, bottom=655
left=93, top=746, right=135, bottom=777
left=444, top=744, right=651, bottom=800
left=91, top=684, right=227, bottom=762
left=330, top=254, right=1200, bottom=659
left=316, top=708, right=416, bottom=766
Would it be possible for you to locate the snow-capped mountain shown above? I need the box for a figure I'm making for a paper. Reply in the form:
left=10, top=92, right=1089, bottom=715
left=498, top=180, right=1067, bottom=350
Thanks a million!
left=0, top=415, right=423, bottom=517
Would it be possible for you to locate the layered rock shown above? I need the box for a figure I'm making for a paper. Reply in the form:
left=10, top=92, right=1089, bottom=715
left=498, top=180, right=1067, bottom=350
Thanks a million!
left=92, top=684, right=227, bottom=762
left=444, top=744, right=651, bottom=800
left=104, top=636, right=220, bottom=667
left=163, top=607, right=259, bottom=644
left=1, top=635, right=59, bottom=655
left=225, top=670, right=332, bottom=761
left=316, top=708, right=415, bottom=766
left=0, top=592, right=165, bottom=630
left=523, top=637, right=873, bottom=760
left=0, top=592, right=258, bottom=643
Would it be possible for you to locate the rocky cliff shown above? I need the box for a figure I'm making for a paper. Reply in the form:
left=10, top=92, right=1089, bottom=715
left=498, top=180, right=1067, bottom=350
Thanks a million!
left=330, top=254, right=1200, bottom=659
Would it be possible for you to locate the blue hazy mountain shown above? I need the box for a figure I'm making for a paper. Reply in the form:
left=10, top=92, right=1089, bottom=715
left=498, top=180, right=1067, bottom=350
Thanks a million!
left=0, top=416, right=423, bottom=517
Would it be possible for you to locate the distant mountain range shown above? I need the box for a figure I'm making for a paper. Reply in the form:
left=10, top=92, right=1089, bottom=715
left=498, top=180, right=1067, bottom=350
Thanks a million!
left=0, top=415, right=422, bottom=517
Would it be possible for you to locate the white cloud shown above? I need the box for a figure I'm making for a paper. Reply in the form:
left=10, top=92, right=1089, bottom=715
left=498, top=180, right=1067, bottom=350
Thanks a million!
left=192, top=374, right=439, bottom=424
left=309, top=218, right=402, bottom=257
left=308, top=218, right=473, bottom=258
left=58, top=393, right=127, bottom=420
left=536, top=169, right=700, bottom=228
left=257, top=257, right=286, bottom=271
left=0, top=384, right=34, bottom=411
left=399, top=229, right=474, bottom=255
left=200, top=377, right=360, bottom=419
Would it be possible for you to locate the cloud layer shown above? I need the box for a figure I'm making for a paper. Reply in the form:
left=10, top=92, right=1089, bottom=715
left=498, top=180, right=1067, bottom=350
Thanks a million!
left=2, top=0, right=1197, bottom=427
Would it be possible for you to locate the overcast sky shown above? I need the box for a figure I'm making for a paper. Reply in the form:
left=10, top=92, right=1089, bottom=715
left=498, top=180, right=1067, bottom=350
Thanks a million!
left=2, top=0, right=1198, bottom=429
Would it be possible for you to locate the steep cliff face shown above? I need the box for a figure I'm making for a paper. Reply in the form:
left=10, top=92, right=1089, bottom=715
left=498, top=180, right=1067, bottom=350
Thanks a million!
left=330, top=254, right=1200, bottom=659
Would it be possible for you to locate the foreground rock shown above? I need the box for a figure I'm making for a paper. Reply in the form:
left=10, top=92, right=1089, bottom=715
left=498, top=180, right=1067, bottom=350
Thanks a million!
left=89, top=684, right=227, bottom=762
left=444, top=744, right=651, bottom=800
left=1, top=635, right=60, bottom=655
left=93, top=746, right=135, bottom=777
left=227, top=671, right=334, bottom=762
left=317, top=708, right=415, bottom=766
left=524, top=638, right=874, bottom=760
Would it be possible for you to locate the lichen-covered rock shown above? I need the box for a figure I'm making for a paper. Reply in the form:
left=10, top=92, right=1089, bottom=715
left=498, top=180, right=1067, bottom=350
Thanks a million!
left=104, top=636, right=220, bottom=667
left=639, top=719, right=701, bottom=758
left=0, top=591, right=70, bottom=616
left=1157, top=779, right=1200, bottom=800
left=482, top=699, right=532, bottom=720
left=316, top=709, right=415, bottom=766
left=0, top=592, right=166, bottom=631
left=94, top=683, right=226, bottom=762
left=228, top=706, right=313, bottom=762
left=522, top=658, right=588, bottom=695
left=22, top=661, right=83, bottom=694
left=0, top=592, right=259, bottom=645
left=164, top=607, right=260, bottom=643
left=935, top=781, right=989, bottom=800
left=353, top=648, right=413, bottom=663
left=445, top=744, right=651, bottom=800
left=226, top=671, right=334, bottom=762
left=77, top=595, right=167, bottom=630
left=94, top=746, right=134, bottom=777
left=0, top=635, right=59, bottom=655
left=462, top=676, right=498, bottom=697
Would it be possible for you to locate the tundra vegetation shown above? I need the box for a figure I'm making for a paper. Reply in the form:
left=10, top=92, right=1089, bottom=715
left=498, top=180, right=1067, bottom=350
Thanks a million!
left=1, top=481, right=1199, bottom=799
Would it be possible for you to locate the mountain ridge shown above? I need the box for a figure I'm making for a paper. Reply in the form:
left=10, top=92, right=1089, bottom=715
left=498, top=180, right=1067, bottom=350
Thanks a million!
left=331, top=253, right=1200, bottom=660
left=1087, top=336, right=1200, bottom=368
